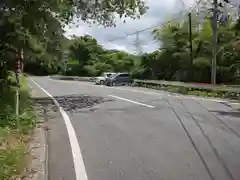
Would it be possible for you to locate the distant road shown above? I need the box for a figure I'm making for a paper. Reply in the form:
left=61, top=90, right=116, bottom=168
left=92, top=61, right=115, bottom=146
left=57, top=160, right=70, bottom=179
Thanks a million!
left=30, top=76, right=240, bottom=180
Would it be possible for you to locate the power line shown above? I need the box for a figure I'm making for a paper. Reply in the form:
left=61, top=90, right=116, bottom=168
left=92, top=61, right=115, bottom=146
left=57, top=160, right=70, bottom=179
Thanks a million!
left=107, top=20, right=163, bottom=42
left=179, top=0, right=187, bottom=8
left=105, top=0, right=239, bottom=55
left=225, top=0, right=238, bottom=8
left=106, top=0, right=210, bottom=55
left=108, top=0, right=204, bottom=42
left=108, top=0, right=239, bottom=43
left=108, top=11, right=187, bottom=42
left=190, top=0, right=205, bottom=12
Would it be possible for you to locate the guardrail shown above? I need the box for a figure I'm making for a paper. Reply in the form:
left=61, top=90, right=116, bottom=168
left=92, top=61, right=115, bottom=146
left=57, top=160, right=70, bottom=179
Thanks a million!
left=134, top=80, right=240, bottom=93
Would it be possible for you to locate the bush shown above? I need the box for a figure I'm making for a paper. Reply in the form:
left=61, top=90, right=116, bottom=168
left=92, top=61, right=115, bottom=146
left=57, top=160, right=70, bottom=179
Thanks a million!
left=0, top=72, right=36, bottom=180
left=24, top=62, right=59, bottom=76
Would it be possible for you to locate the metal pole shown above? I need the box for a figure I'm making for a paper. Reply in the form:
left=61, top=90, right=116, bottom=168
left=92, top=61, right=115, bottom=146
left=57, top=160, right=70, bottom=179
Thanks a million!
left=135, top=31, right=142, bottom=55
left=188, top=12, right=193, bottom=65
left=134, top=31, right=142, bottom=69
left=63, top=51, right=68, bottom=74
left=15, top=49, right=22, bottom=130
left=211, top=0, right=218, bottom=84
left=16, top=85, right=19, bottom=126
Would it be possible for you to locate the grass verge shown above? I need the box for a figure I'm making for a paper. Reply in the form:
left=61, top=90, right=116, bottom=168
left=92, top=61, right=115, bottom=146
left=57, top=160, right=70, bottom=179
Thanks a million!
left=0, top=72, right=36, bottom=180
left=134, top=80, right=240, bottom=101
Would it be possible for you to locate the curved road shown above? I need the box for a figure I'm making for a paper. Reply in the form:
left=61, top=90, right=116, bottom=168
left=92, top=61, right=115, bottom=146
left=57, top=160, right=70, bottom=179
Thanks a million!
left=29, top=76, right=240, bottom=180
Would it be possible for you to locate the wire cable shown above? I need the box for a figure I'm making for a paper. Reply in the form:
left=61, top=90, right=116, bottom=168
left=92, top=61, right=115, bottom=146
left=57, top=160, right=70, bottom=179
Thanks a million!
left=108, top=11, right=188, bottom=42
left=190, top=0, right=205, bottom=12
left=108, top=0, right=204, bottom=42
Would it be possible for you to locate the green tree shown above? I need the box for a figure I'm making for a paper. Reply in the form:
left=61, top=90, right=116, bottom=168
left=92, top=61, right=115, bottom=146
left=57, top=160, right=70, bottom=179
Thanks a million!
left=0, top=0, right=147, bottom=79
left=149, top=12, right=240, bottom=84
left=67, top=36, right=136, bottom=76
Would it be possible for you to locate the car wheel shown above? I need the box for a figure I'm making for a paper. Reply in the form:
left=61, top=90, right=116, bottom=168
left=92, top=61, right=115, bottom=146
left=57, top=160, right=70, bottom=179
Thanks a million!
left=100, top=80, right=104, bottom=85
left=112, top=82, right=116, bottom=86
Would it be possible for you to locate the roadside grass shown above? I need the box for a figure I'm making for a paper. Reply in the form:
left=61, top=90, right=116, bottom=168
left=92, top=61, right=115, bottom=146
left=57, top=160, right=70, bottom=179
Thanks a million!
left=0, top=72, right=36, bottom=180
left=134, top=81, right=240, bottom=101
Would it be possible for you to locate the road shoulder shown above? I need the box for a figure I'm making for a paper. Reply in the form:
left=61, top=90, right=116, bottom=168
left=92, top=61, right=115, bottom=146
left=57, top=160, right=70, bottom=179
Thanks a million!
left=23, top=82, right=48, bottom=180
left=27, top=77, right=78, bottom=180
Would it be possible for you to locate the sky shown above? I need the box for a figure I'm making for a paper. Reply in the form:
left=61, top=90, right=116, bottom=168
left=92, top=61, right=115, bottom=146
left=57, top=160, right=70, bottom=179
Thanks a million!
left=64, top=0, right=239, bottom=54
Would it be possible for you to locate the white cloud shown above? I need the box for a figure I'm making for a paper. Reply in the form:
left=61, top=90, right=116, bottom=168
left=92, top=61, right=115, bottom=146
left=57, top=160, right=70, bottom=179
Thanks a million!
left=64, top=25, right=91, bottom=38
left=104, top=42, right=130, bottom=52
left=64, top=0, right=198, bottom=53
left=182, top=0, right=196, bottom=7
left=231, top=0, right=240, bottom=6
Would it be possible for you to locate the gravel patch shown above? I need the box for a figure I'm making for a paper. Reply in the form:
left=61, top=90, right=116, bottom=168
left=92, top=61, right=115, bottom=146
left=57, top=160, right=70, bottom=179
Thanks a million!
left=54, top=94, right=113, bottom=113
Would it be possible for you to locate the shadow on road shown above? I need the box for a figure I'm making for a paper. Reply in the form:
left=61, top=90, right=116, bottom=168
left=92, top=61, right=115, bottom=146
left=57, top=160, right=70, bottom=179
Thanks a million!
left=32, top=94, right=113, bottom=113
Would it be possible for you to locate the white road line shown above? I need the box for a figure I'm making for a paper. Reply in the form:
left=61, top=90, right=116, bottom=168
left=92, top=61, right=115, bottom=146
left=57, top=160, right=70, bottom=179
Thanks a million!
left=168, top=93, right=239, bottom=104
left=49, top=78, right=239, bottom=105
left=108, top=95, right=155, bottom=108
left=30, top=78, right=88, bottom=180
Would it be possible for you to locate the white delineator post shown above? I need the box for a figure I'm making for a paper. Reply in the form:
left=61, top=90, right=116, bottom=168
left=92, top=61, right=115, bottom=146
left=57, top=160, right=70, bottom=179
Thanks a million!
left=15, top=49, right=23, bottom=129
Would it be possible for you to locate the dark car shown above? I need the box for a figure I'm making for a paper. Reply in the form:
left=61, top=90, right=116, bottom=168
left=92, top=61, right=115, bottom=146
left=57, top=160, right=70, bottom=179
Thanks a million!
left=105, top=73, right=133, bottom=86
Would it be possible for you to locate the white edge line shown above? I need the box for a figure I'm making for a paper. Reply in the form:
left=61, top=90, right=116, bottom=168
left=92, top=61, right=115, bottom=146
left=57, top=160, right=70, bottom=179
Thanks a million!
left=30, top=78, right=88, bottom=180
left=108, top=95, right=155, bottom=108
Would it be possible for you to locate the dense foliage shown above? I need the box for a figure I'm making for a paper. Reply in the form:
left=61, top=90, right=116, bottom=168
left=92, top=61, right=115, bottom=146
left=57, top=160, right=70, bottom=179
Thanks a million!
left=63, top=11, right=240, bottom=84
left=53, top=17, right=240, bottom=84
left=0, top=0, right=147, bottom=79
left=0, top=2, right=147, bottom=178
left=149, top=15, right=240, bottom=84
left=1, top=0, right=239, bottom=85
left=65, top=35, right=138, bottom=76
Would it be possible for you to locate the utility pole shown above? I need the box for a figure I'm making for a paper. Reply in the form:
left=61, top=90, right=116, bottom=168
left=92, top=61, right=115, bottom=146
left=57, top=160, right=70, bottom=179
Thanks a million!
left=135, top=31, right=142, bottom=55
left=188, top=12, right=193, bottom=66
left=211, top=0, right=218, bottom=84
left=62, top=51, right=68, bottom=74
left=134, top=31, right=142, bottom=68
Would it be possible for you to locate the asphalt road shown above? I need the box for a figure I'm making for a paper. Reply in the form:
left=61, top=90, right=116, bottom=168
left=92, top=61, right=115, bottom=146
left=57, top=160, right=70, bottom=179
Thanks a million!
left=29, top=76, right=240, bottom=180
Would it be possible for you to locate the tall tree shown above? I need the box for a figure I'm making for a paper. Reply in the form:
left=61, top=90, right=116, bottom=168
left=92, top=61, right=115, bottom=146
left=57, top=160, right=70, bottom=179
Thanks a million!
left=0, top=0, right=147, bottom=79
